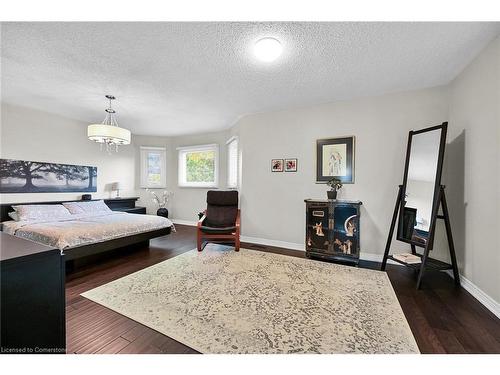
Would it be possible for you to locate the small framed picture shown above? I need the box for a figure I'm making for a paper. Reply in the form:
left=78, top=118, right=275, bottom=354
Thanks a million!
left=284, top=158, right=297, bottom=172
left=316, top=136, right=355, bottom=183
left=271, top=159, right=284, bottom=172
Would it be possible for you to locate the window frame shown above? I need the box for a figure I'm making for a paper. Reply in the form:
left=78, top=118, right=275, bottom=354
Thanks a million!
left=140, top=146, right=167, bottom=189
left=226, top=136, right=239, bottom=189
left=177, top=143, right=219, bottom=188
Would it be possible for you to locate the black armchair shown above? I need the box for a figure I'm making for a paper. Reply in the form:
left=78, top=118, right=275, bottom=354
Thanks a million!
left=197, top=190, right=240, bottom=252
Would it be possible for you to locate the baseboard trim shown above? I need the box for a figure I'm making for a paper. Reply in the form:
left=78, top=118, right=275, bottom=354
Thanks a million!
left=171, top=222, right=500, bottom=319
left=241, top=235, right=304, bottom=252
left=240, top=235, right=396, bottom=265
left=172, top=219, right=198, bottom=226
left=172, top=223, right=401, bottom=266
left=444, top=270, right=500, bottom=319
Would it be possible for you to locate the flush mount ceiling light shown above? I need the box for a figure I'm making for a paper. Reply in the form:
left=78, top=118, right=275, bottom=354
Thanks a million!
left=87, top=95, right=131, bottom=153
left=254, top=37, right=283, bottom=62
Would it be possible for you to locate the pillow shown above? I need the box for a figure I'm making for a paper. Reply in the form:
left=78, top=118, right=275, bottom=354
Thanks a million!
left=12, top=204, right=72, bottom=222
left=8, top=211, right=19, bottom=221
left=62, top=200, right=112, bottom=215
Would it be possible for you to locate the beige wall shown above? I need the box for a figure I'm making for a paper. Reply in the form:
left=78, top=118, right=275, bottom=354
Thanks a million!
left=445, top=36, right=499, bottom=302
left=0, top=103, right=137, bottom=203
left=233, top=87, right=450, bottom=259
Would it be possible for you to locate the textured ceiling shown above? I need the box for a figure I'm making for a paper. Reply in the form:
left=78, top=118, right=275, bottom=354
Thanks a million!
left=1, top=22, right=499, bottom=136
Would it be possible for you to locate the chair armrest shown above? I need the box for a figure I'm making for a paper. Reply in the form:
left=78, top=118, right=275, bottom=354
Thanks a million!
left=197, top=210, right=207, bottom=228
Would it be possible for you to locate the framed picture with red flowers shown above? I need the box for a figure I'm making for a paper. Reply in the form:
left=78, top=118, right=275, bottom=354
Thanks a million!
left=284, top=158, right=297, bottom=172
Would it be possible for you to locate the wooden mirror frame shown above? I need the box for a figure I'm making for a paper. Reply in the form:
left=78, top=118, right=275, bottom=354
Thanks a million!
left=396, top=122, right=448, bottom=250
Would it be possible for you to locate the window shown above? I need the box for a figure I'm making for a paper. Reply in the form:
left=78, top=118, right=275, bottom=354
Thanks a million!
left=177, top=144, right=219, bottom=187
left=140, top=146, right=167, bottom=188
left=226, top=136, right=239, bottom=188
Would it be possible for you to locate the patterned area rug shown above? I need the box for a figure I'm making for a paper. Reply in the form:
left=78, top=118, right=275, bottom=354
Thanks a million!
left=81, top=246, right=419, bottom=354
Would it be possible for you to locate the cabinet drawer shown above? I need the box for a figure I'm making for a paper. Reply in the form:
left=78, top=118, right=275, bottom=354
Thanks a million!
left=307, top=207, right=329, bottom=227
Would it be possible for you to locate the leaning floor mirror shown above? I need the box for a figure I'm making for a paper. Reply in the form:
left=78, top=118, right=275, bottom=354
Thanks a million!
left=381, top=122, right=460, bottom=289
left=398, top=124, right=446, bottom=248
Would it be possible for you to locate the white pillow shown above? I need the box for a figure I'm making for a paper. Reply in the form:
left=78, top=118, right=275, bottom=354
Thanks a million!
left=62, top=200, right=112, bottom=215
left=12, top=204, right=72, bottom=222
left=8, top=211, right=19, bottom=221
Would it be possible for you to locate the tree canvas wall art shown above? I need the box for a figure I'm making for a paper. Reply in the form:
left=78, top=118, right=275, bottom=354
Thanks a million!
left=0, top=159, right=97, bottom=193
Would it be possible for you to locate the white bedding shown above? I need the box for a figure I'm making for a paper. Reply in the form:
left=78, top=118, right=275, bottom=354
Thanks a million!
left=2, top=211, right=173, bottom=251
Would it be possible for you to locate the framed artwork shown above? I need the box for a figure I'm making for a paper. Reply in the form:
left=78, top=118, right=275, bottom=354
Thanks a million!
left=284, top=158, right=297, bottom=172
left=316, top=136, right=355, bottom=183
left=271, top=159, right=284, bottom=172
left=0, top=158, right=97, bottom=193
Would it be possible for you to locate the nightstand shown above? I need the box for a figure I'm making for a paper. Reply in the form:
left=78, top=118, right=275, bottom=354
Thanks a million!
left=112, top=206, right=146, bottom=214
left=104, top=197, right=146, bottom=214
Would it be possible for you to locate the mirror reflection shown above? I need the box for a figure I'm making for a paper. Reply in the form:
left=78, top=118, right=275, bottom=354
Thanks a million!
left=399, top=129, right=441, bottom=246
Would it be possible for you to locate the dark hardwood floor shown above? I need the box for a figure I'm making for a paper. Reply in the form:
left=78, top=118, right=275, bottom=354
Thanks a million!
left=65, top=224, right=500, bottom=354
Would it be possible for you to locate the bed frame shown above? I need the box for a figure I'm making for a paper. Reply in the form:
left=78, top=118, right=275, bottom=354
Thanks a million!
left=0, top=199, right=172, bottom=261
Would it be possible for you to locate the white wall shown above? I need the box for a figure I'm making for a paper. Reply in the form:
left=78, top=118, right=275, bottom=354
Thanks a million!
left=445, top=35, right=499, bottom=303
left=0, top=103, right=137, bottom=203
left=233, top=87, right=450, bottom=258
left=133, top=130, right=231, bottom=222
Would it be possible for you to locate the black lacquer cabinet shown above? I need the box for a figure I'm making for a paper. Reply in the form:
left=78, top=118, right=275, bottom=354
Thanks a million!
left=304, top=199, right=362, bottom=264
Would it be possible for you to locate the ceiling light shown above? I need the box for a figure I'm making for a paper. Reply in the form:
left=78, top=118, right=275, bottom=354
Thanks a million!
left=254, top=37, right=283, bottom=62
left=88, top=95, right=131, bottom=153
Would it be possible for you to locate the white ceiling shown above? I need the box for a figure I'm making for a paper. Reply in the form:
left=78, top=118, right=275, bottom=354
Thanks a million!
left=1, top=22, right=499, bottom=136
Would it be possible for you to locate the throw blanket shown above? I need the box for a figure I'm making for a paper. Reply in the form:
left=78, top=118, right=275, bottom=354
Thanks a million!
left=2, top=211, right=173, bottom=251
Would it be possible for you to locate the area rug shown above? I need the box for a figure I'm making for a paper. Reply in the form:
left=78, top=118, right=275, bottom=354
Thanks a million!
left=81, top=245, right=419, bottom=354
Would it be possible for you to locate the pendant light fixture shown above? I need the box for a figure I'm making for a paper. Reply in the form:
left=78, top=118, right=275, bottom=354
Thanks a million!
left=87, top=95, right=131, bottom=152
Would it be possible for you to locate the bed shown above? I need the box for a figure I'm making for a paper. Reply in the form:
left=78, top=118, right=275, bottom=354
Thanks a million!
left=0, top=200, right=173, bottom=261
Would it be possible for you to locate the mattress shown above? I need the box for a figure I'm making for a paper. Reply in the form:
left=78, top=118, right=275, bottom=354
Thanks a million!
left=2, top=211, right=173, bottom=251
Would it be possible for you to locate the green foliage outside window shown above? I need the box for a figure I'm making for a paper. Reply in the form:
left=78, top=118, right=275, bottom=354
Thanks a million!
left=186, top=151, right=215, bottom=182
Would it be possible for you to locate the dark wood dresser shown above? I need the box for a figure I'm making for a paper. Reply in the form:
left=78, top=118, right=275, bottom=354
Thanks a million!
left=305, top=199, right=362, bottom=264
left=0, top=232, right=65, bottom=353
left=104, top=197, right=146, bottom=214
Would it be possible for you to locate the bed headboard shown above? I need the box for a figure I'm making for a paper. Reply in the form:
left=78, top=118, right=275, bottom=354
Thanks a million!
left=0, top=197, right=140, bottom=223
left=0, top=199, right=95, bottom=222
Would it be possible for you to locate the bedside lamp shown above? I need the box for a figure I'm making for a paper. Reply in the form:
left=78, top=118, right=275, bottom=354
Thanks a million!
left=111, top=182, right=121, bottom=198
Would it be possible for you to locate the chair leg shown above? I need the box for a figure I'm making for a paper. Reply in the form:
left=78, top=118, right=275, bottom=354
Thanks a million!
left=235, top=234, right=240, bottom=252
left=197, top=231, right=203, bottom=252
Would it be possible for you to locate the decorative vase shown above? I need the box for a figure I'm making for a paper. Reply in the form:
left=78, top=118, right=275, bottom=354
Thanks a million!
left=327, top=190, right=337, bottom=200
left=157, top=207, right=169, bottom=218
